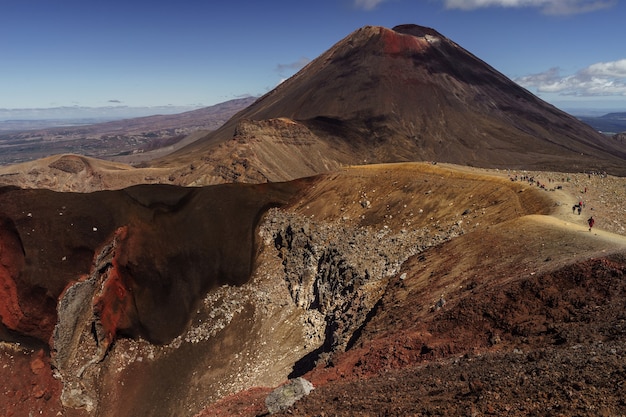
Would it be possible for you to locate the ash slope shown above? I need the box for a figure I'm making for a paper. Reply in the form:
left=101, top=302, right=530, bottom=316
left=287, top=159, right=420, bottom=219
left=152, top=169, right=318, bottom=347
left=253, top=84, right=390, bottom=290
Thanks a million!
left=159, top=24, right=626, bottom=181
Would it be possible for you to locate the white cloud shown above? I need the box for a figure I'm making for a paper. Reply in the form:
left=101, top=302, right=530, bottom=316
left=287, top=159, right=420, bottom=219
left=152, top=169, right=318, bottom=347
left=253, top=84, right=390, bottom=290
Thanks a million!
left=515, top=59, right=626, bottom=96
left=584, top=59, right=626, bottom=78
left=354, top=0, right=389, bottom=10
left=441, top=0, right=616, bottom=15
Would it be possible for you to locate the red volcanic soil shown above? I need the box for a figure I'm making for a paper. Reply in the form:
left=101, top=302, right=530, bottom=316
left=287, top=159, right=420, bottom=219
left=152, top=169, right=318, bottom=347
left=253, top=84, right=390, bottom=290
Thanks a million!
left=381, top=25, right=432, bottom=55
left=0, top=215, right=57, bottom=342
left=0, top=217, right=27, bottom=333
left=194, top=387, right=272, bottom=417
left=0, top=346, right=64, bottom=417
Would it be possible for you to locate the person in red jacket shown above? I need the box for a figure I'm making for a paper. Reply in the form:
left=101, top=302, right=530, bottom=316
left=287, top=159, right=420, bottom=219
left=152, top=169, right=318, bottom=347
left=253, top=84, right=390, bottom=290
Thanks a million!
left=588, top=216, right=595, bottom=231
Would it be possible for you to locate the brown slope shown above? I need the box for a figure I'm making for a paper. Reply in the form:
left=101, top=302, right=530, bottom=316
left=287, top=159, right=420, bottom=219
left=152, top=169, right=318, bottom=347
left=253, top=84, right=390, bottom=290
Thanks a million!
left=159, top=24, right=626, bottom=181
left=196, top=164, right=626, bottom=417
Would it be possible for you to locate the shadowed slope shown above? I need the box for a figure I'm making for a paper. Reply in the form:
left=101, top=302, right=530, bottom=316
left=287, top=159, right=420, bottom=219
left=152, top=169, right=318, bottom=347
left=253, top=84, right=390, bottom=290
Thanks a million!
left=0, top=181, right=303, bottom=345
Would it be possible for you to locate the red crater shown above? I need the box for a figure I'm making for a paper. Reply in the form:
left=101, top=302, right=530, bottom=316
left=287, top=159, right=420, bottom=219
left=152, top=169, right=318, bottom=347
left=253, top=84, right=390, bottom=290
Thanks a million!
left=0, top=181, right=302, bottom=347
left=381, top=26, right=431, bottom=56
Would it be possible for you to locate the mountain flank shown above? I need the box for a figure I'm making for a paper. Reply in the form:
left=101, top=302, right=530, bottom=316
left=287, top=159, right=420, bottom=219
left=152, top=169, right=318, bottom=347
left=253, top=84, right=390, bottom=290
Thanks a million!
left=156, top=24, right=626, bottom=181
left=1, top=24, right=625, bottom=191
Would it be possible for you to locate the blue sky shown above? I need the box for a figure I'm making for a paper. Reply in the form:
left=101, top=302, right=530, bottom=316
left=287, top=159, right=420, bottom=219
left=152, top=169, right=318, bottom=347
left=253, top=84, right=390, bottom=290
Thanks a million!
left=1, top=0, right=625, bottom=116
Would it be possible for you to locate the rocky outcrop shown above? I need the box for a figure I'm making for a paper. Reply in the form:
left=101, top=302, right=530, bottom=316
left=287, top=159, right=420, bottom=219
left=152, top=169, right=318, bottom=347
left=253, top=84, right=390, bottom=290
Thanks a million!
left=183, top=118, right=346, bottom=185
left=260, top=207, right=464, bottom=366
left=265, top=377, right=314, bottom=414
left=52, top=226, right=136, bottom=412
left=48, top=155, right=90, bottom=174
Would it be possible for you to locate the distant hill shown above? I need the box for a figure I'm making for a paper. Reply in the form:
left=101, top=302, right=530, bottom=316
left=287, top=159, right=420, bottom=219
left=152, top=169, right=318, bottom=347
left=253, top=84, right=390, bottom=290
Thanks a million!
left=0, top=97, right=256, bottom=165
left=577, top=112, right=626, bottom=134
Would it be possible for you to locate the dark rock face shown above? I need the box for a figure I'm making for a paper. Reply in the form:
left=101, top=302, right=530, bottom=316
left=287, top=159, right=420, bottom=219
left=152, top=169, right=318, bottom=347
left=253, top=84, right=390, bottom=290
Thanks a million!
left=0, top=182, right=301, bottom=347
left=267, top=208, right=463, bottom=363
left=0, top=180, right=307, bottom=414
left=167, top=24, right=626, bottom=177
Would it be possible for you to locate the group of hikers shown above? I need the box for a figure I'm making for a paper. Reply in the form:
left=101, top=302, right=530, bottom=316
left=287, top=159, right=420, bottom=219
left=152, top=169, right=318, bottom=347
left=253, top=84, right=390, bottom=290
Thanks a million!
left=507, top=171, right=597, bottom=233
left=573, top=201, right=595, bottom=231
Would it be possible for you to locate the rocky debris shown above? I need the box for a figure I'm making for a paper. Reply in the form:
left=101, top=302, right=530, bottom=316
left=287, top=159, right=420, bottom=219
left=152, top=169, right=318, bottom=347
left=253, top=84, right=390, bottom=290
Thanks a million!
left=0, top=344, right=64, bottom=417
left=278, top=339, right=626, bottom=416
left=260, top=206, right=463, bottom=364
left=265, top=377, right=314, bottom=414
left=275, top=254, right=626, bottom=416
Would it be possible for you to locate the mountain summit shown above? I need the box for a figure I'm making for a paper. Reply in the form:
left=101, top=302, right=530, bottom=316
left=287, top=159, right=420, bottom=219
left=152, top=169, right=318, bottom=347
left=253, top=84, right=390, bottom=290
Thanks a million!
left=160, top=24, right=626, bottom=181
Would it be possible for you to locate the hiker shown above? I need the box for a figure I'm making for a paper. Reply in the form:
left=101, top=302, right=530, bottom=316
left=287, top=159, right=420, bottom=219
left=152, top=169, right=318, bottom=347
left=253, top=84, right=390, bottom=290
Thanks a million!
left=588, top=216, right=595, bottom=231
left=578, top=205, right=582, bottom=215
